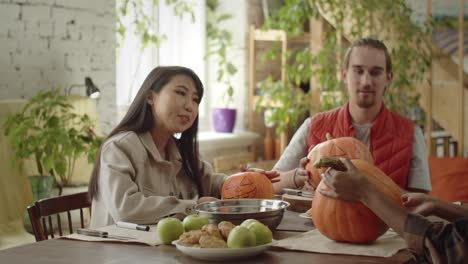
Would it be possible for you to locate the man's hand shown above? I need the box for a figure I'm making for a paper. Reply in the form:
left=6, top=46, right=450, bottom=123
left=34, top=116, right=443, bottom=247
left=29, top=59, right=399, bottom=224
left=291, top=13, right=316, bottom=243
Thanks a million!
left=239, top=164, right=280, bottom=183
left=401, top=192, right=435, bottom=216
left=293, top=157, right=310, bottom=189
left=318, top=158, right=371, bottom=202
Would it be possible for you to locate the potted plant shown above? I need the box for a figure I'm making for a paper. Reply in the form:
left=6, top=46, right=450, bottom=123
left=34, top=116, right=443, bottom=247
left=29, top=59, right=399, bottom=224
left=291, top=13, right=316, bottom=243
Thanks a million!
left=3, top=89, right=102, bottom=199
left=206, top=0, right=238, bottom=133
left=255, top=77, right=310, bottom=135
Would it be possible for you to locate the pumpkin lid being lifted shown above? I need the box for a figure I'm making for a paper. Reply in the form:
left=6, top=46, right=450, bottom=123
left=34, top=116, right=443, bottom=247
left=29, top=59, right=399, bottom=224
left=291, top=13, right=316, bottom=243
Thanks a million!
left=305, top=133, right=373, bottom=188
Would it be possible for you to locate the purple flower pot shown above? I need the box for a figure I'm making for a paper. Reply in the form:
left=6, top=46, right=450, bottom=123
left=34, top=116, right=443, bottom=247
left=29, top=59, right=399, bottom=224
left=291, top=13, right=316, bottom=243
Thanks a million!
left=212, top=108, right=236, bottom=133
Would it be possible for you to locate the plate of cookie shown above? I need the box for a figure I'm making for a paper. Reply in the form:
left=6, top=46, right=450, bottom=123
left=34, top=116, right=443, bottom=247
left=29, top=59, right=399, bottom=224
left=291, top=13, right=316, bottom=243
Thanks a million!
left=172, top=221, right=276, bottom=261
left=172, top=239, right=276, bottom=261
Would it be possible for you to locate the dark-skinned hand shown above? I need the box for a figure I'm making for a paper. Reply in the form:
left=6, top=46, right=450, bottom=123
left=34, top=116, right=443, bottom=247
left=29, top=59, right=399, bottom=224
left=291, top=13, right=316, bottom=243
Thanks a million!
left=318, top=158, right=370, bottom=202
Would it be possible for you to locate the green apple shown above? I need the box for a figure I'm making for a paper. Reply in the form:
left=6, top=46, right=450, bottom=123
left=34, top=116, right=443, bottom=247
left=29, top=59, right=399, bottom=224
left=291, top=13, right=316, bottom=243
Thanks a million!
left=182, top=214, right=209, bottom=232
left=227, top=226, right=256, bottom=248
left=245, top=222, right=273, bottom=245
left=156, top=217, right=184, bottom=245
left=240, top=218, right=260, bottom=228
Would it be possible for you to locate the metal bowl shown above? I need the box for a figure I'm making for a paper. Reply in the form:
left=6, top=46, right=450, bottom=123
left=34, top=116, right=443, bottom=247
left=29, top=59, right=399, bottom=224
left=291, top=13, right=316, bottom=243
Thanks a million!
left=194, top=199, right=290, bottom=230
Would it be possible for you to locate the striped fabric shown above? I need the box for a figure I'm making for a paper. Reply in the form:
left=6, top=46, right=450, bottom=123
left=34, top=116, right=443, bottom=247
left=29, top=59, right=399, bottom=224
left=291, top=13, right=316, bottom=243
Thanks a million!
left=403, top=213, right=468, bottom=263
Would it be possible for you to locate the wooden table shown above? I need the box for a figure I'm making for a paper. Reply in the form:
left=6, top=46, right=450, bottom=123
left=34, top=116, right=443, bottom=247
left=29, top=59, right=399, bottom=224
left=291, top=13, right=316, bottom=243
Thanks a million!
left=0, top=210, right=412, bottom=264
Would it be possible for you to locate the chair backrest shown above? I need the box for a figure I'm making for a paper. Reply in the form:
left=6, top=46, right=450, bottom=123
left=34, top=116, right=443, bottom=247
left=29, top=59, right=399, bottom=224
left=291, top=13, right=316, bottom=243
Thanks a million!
left=428, top=156, right=468, bottom=203
left=430, top=131, right=458, bottom=157
left=27, top=191, right=91, bottom=241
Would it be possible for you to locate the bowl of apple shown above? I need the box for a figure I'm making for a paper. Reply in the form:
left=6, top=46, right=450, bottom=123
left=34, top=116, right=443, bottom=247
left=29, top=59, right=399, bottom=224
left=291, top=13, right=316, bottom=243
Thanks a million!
left=194, top=199, right=289, bottom=230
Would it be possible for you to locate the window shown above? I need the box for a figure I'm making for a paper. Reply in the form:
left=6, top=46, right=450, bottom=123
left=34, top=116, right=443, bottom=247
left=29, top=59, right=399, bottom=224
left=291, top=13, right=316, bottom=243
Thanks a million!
left=116, top=0, right=208, bottom=127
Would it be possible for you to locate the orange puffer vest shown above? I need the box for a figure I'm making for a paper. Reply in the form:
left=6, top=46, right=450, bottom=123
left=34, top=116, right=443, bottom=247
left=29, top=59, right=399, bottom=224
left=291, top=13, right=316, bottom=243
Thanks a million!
left=306, top=103, right=414, bottom=188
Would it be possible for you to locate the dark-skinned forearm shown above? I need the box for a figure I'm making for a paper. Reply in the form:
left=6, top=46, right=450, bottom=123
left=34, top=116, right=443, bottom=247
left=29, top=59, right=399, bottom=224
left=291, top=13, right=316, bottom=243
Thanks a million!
left=431, top=200, right=468, bottom=222
left=360, top=183, right=408, bottom=238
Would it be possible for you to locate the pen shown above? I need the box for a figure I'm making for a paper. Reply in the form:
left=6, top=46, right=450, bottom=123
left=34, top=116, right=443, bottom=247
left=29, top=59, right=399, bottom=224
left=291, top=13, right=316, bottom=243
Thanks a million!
left=116, top=221, right=150, bottom=231
left=77, top=228, right=134, bottom=240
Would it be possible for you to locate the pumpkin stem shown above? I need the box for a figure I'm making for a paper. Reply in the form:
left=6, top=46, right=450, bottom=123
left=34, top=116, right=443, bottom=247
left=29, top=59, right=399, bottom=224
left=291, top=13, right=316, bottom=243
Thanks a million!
left=313, top=157, right=347, bottom=171
left=325, top=132, right=333, bottom=141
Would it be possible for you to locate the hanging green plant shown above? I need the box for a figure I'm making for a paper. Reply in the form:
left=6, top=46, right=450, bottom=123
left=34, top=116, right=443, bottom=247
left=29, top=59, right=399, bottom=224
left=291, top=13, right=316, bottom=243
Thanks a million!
left=205, top=0, right=237, bottom=107
left=116, top=0, right=196, bottom=48
left=117, top=0, right=237, bottom=107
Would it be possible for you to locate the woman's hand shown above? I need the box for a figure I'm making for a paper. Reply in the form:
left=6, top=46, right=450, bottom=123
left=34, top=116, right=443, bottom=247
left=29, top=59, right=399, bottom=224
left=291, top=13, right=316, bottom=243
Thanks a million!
left=401, top=192, right=435, bottom=216
left=318, top=158, right=371, bottom=202
left=239, top=164, right=280, bottom=183
left=197, top=196, right=218, bottom=204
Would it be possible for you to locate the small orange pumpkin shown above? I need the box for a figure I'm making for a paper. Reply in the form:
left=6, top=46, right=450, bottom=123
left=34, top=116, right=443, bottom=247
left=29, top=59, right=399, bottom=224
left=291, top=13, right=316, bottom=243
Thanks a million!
left=221, top=171, right=274, bottom=199
left=305, top=133, right=373, bottom=188
left=311, top=159, right=402, bottom=243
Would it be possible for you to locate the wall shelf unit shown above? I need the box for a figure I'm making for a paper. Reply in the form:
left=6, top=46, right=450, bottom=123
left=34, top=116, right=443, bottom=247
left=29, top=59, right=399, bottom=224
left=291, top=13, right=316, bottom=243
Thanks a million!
left=248, top=17, right=338, bottom=160
left=248, top=24, right=314, bottom=159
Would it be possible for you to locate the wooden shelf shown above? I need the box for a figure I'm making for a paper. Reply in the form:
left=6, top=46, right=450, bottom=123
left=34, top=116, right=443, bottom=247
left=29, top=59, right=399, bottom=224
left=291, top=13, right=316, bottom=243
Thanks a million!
left=290, top=33, right=311, bottom=43
left=248, top=25, right=313, bottom=156
left=253, top=29, right=286, bottom=42
left=252, top=95, right=284, bottom=108
left=253, top=29, right=310, bottom=43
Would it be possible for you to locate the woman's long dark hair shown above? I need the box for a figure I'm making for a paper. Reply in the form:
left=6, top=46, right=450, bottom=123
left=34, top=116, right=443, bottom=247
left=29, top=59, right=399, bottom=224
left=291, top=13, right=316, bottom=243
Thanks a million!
left=88, top=66, right=204, bottom=200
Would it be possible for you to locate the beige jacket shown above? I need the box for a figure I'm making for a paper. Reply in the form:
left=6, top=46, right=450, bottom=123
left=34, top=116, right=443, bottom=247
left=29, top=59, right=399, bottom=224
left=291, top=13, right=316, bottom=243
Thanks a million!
left=90, top=131, right=227, bottom=228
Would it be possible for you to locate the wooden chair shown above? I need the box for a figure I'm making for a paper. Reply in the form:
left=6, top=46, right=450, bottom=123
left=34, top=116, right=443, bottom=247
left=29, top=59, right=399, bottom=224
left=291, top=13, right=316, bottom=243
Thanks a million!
left=430, top=130, right=458, bottom=157
left=27, top=191, right=91, bottom=241
left=427, top=131, right=468, bottom=203
left=428, top=157, right=468, bottom=203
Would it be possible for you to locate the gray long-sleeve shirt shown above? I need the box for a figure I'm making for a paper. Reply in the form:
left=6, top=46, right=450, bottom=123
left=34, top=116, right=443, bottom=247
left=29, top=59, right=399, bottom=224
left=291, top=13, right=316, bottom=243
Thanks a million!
left=274, top=118, right=431, bottom=191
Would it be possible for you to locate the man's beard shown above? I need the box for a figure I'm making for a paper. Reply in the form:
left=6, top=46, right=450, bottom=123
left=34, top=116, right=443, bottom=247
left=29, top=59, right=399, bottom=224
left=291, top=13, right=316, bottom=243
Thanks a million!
left=356, top=97, right=375, bottom=108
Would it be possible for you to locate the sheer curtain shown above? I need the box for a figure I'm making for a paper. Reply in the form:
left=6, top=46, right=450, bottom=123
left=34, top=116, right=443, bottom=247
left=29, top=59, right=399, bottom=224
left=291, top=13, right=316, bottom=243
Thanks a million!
left=116, top=0, right=154, bottom=110
left=116, top=0, right=207, bottom=120
left=158, top=0, right=207, bottom=119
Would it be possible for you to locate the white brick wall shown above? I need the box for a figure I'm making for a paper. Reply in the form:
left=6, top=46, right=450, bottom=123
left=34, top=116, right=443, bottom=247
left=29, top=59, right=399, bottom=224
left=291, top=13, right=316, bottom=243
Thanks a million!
left=0, top=0, right=116, bottom=133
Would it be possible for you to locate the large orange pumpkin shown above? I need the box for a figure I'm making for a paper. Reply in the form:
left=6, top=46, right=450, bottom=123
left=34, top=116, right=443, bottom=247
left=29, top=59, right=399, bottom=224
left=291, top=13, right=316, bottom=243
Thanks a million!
left=311, top=159, right=402, bottom=243
left=305, top=134, right=373, bottom=188
left=221, top=171, right=274, bottom=199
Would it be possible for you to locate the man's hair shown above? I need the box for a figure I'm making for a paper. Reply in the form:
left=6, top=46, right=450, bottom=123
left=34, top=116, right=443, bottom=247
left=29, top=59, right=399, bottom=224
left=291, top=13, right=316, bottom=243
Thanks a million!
left=342, top=38, right=392, bottom=73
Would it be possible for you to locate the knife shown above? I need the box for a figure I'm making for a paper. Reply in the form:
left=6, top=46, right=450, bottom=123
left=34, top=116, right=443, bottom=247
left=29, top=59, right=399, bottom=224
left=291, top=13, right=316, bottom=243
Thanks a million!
left=282, top=188, right=314, bottom=198
left=77, top=228, right=135, bottom=240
